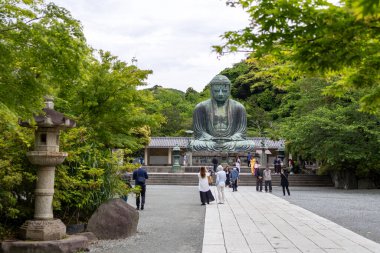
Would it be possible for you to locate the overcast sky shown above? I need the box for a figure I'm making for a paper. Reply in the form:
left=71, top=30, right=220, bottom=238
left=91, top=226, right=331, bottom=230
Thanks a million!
left=51, top=0, right=250, bottom=92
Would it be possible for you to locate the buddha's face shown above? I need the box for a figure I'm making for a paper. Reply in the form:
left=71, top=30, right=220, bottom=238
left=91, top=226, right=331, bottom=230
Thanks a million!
left=211, top=83, right=230, bottom=103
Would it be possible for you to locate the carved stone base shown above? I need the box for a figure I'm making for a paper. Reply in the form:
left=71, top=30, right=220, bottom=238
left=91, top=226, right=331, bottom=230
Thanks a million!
left=20, top=219, right=66, bottom=241
left=1, top=235, right=89, bottom=253
left=171, top=164, right=183, bottom=173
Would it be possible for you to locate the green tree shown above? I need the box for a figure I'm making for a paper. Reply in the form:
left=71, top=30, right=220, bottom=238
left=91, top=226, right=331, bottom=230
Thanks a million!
left=216, top=0, right=380, bottom=114
left=0, top=0, right=89, bottom=116
left=276, top=78, right=380, bottom=188
left=52, top=51, right=164, bottom=223
left=220, top=55, right=299, bottom=135
left=0, top=105, right=35, bottom=238
left=57, top=50, right=162, bottom=150
left=0, top=1, right=165, bottom=237
left=147, top=86, right=197, bottom=136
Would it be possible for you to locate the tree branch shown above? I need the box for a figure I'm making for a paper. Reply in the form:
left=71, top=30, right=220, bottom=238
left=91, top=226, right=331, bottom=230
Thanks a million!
left=0, top=17, right=42, bottom=33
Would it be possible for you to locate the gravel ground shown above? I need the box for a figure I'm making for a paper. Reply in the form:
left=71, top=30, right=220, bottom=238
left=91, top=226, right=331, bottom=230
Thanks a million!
left=271, top=186, right=380, bottom=243
left=89, top=185, right=205, bottom=253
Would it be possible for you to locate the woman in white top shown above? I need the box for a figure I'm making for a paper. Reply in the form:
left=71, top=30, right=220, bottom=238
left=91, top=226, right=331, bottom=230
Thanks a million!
left=198, top=166, right=210, bottom=205
left=216, top=165, right=226, bottom=204
left=235, top=156, right=241, bottom=172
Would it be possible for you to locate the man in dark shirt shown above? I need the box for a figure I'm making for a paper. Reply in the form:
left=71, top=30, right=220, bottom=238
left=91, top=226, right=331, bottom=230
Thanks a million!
left=274, top=156, right=282, bottom=174
left=212, top=157, right=218, bottom=172
left=132, top=167, right=149, bottom=210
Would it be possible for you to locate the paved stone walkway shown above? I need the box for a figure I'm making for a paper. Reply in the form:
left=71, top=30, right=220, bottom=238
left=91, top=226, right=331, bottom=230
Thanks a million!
left=203, top=186, right=380, bottom=253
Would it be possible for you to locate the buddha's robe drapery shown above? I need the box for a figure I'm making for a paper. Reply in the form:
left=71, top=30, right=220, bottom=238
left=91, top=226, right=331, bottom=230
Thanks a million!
left=190, top=99, right=254, bottom=151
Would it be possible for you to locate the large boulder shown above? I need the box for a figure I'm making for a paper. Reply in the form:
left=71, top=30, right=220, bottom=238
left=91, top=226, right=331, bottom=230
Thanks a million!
left=86, top=198, right=139, bottom=239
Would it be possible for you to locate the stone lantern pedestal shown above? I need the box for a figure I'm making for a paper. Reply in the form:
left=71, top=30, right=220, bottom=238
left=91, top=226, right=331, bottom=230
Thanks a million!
left=19, top=97, right=76, bottom=241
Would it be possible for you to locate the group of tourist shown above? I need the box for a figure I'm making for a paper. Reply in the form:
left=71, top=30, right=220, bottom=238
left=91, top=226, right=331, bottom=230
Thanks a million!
left=197, top=155, right=291, bottom=205
left=253, top=165, right=290, bottom=196
left=124, top=155, right=291, bottom=210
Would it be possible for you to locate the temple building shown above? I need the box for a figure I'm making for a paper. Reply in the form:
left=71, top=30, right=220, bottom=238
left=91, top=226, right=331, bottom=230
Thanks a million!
left=143, top=137, right=285, bottom=167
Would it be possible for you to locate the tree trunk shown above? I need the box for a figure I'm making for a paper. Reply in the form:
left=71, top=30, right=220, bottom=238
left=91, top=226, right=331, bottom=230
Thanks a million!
left=331, top=170, right=358, bottom=189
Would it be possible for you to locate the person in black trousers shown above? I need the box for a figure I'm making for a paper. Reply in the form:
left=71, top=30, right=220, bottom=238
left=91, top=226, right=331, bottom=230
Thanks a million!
left=280, top=168, right=290, bottom=196
left=212, top=157, right=218, bottom=173
left=255, top=167, right=263, bottom=192
left=133, top=166, right=149, bottom=210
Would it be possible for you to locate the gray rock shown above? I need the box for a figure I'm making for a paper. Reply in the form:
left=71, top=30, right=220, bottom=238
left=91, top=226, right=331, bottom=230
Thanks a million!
left=86, top=198, right=139, bottom=239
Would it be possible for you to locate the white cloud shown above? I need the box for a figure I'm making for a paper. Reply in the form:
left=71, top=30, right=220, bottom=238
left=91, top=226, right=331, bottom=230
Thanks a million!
left=51, top=0, right=250, bottom=92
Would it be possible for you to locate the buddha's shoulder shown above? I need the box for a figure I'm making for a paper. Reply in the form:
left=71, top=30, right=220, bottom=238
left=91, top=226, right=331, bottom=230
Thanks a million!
left=194, top=99, right=212, bottom=109
left=229, top=99, right=245, bottom=108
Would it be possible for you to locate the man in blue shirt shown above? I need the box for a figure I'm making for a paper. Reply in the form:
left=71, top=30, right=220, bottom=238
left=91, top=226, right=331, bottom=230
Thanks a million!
left=231, top=167, right=239, bottom=192
left=132, top=167, right=149, bottom=210
left=247, top=152, right=252, bottom=167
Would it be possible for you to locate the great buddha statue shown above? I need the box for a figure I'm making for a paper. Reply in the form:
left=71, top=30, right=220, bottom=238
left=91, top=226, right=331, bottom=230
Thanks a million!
left=190, top=75, right=254, bottom=151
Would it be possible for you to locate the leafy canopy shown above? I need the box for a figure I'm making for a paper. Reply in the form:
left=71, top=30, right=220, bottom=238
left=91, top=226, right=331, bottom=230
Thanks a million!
left=216, top=0, right=380, bottom=114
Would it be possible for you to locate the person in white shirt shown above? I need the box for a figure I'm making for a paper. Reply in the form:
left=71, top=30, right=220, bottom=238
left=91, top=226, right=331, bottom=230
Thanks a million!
left=215, top=165, right=227, bottom=204
left=198, top=166, right=211, bottom=205
left=235, top=155, right=241, bottom=172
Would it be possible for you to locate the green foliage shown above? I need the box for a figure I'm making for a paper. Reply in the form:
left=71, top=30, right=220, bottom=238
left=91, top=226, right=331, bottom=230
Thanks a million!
left=0, top=0, right=89, bottom=117
left=220, top=55, right=299, bottom=136
left=57, top=50, right=163, bottom=150
left=0, top=0, right=166, bottom=238
left=217, top=0, right=380, bottom=114
left=276, top=78, right=380, bottom=176
left=0, top=104, right=35, bottom=238
left=54, top=127, right=139, bottom=224
left=147, top=85, right=200, bottom=136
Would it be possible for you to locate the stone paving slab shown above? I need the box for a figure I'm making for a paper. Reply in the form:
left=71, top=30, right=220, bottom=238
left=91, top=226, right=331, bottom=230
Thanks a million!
left=202, top=186, right=380, bottom=253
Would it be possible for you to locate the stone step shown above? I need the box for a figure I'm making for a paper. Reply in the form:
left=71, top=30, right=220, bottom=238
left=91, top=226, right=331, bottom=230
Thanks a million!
left=145, top=166, right=280, bottom=173
left=143, top=173, right=333, bottom=187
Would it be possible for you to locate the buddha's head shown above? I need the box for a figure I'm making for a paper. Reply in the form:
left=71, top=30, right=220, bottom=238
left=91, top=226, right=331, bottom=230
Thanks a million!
left=210, top=75, right=231, bottom=103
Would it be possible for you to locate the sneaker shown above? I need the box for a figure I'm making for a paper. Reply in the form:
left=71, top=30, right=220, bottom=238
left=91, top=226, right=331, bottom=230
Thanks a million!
left=141, top=206, right=144, bottom=210
left=201, top=203, right=206, bottom=206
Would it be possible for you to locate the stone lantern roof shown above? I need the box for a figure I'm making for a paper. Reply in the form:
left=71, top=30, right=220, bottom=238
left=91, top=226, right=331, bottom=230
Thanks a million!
left=19, top=97, right=76, bottom=128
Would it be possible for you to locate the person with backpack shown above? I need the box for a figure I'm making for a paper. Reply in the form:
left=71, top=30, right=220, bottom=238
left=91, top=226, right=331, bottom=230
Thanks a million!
left=132, top=166, right=149, bottom=210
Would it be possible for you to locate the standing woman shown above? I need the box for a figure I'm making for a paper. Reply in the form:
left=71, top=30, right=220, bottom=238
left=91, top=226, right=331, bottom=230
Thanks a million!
left=280, top=169, right=290, bottom=196
left=198, top=166, right=210, bottom=205
left=235, top=155, right=241, bottom=172
left=216, top=165, right=226, bottom=204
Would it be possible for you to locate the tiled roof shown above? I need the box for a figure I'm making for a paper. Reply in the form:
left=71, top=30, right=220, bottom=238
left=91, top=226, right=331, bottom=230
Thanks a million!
left=148, top=137, right=191, bottom=148
left=148, top=137, right=285, bottom=149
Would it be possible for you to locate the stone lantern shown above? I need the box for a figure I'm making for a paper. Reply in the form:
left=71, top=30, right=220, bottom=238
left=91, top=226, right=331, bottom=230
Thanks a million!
left=19, top=97, right=76, bottom=241
left=172, top=144, right=181, bottom=172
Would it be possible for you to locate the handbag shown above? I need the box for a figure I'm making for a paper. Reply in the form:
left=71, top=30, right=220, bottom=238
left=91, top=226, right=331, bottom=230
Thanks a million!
left=207, top=175, right=213, bottom=185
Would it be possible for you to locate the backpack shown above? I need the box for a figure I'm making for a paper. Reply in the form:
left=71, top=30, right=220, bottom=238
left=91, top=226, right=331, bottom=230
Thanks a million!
left=136, top=169, right=146, bottom=184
